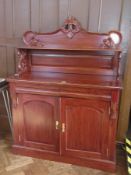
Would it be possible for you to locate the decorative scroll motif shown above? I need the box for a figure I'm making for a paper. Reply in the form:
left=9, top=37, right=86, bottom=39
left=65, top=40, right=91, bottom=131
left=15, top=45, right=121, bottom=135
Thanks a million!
left=103, top=37, right=115, bottom=48
left=22, top=17, right=122, bottom=49
left=17, top=49, right=30, bottom=76
left=23, top=31, right=44, bottom=47
left=103, top=31, right=122, bottom=48
left=61, top=17, right=81, bottom=39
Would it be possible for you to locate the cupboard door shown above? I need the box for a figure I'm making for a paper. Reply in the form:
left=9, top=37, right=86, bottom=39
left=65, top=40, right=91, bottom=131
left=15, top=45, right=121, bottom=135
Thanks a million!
left=17, top=94, right=59, bottom=153
left=60, top=98, right=110, bottom=159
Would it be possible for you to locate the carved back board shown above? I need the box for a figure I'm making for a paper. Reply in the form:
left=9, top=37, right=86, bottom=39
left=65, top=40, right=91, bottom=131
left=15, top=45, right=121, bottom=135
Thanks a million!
left=17, top=17, right=122, bottom=77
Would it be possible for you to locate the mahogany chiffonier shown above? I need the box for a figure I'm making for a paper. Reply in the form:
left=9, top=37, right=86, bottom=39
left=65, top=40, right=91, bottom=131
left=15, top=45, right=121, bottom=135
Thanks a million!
left=7, top=17, right=122, bottom=172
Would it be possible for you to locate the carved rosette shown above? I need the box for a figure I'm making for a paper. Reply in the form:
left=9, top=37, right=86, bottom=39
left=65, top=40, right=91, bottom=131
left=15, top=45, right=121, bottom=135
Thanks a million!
left=17, top=49, right=30, bottom=76
left=61, top=17, right=81, bottom=39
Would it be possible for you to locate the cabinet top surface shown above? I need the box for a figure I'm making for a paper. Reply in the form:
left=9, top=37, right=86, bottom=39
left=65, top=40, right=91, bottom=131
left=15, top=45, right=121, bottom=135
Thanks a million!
left=8, top=72, right=122, bottom=89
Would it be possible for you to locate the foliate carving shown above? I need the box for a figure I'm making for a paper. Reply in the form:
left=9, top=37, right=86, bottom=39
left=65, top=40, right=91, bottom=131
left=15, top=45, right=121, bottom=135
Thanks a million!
left=23, top=31, right=44, bottom=47
left=22, top=17, right=122, bottom=50
left=17, top=49, right=30, bottom=76
left=103, top=37, right=115, bottom=48
left=61, top=17, right=81, bottom=39
left=103, top=31, right=122, bottom=48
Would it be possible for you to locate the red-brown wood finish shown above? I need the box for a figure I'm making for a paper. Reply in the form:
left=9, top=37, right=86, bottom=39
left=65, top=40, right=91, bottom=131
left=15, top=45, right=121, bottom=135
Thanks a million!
left=60, top=98, right=110, bottom=159
left=7, top=17, right=122, bottom=172
left=16, top=94, right=59, bottom=153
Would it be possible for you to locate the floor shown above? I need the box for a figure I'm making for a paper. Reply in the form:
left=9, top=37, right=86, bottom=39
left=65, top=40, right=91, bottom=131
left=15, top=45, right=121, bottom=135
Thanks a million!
left=0, top=135, right=127, bottom=175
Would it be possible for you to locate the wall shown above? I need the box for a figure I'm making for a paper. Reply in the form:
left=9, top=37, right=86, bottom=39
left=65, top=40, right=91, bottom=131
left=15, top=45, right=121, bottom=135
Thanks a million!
left=0, top=0, right=131, bottom=141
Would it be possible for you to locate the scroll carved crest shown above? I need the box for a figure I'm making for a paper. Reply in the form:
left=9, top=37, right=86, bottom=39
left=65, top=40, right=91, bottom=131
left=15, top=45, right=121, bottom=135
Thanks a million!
left=22, top=17, right=122, bottom=49
left=61, top=17, right=81, bottom=39
left=17, top=49, right=30, bottom=76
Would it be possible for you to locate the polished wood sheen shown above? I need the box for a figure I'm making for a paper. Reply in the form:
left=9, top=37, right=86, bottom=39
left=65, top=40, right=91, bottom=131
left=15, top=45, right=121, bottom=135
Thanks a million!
left=7, top=17, right=122, bottom=173
left=17, top=94, right=59, bottom=153
left=61, top=98, right=110, bottom=160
